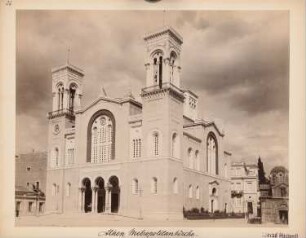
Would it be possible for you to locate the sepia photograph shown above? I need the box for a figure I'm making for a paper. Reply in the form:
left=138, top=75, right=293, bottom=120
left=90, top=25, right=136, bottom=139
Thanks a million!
left=15, top=10, right=290, bottom=226
left=0, top=1, right=305, bottom=238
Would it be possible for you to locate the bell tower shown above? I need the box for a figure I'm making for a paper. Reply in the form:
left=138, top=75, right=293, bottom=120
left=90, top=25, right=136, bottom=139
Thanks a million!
left=50, top=63, right=84, bottom=113
left=140, top=26, right=185, bottom=219
left=144, top=26, right=183, bottom=89
left=47, top=63, right=84, bottom=170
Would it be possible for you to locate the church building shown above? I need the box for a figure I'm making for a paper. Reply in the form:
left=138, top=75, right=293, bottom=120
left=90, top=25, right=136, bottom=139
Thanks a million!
left=45, top=26, right=232, bottom=219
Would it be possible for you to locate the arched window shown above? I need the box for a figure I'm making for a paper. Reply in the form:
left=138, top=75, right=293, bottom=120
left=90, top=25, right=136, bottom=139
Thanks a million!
left=212, top=187, right=217, bottom=196
left=172, top=133, right=179, bottom=158
left=195, top=150, right=200, bottom=171
left=152, top=51, right=163, bottom=88
left=188, top=185, right=193, bottom=198
left=153, top=132, right=159, bottom=156
left=196, top=186, right=200, bottom=199
left=280, top=187, right=287, bottom=197
left=132, top=179, right=139, bottom=195
left=133, top=138, right=142, bottom=158
left=87, top=110, right=115, bottom=163
left=68, top=83, right=77, bottom=112
left=52, top=183, right=56, bottom=196
left=66, top=183, right=71, bottom=197
left=57, top=83, right=64, bottom=111
left=152, top=177, right=158, bottom=194
left=54, top=148, right=59, bottom=167
left=207, top=133, right=218, bottom=175
left=173, top=177, right=178, bottom=194
left=188, top=148, right=193, bottom=169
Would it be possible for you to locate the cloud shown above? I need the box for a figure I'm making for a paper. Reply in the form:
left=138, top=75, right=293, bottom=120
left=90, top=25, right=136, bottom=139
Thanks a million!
left=16, top=10, right=289, bottom=171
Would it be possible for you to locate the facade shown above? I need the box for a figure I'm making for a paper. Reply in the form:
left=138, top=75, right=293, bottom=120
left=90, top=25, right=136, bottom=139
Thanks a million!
left=45, top=26, right=232, bottom=219
left=230, top=162, right=259, bottom=217
left=260, top=166, right=289, bottom=224
left=15, top=152, right=47, bottom=216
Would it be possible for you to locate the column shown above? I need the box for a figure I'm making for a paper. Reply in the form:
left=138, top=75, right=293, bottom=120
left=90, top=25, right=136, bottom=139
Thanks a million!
left=81, top=190, right=85, bottom=212
left=105, top=190, right=112, bottom=213
left=91, top=187, right=97, bottom=213
left=163, top=58, right=170, bottom=84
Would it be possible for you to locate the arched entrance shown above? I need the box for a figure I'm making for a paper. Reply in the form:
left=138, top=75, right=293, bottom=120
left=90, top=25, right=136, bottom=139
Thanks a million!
left=82, top=178, right=92, bottom=213
left=95, top=177, right=106, bottom=213
left=108, top=176, right=120, bottom=213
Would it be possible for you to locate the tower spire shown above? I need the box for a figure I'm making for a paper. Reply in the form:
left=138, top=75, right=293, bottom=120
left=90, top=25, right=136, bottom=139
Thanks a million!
left=67, top=46, right=70, bottom=64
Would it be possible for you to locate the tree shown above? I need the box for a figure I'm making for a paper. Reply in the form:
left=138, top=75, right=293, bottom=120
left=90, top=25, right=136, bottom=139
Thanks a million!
left=258, top=157, right=266, bottom=184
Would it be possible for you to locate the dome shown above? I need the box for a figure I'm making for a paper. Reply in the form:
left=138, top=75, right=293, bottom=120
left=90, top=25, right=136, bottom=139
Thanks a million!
left=270, top=166, right=288, bottom=175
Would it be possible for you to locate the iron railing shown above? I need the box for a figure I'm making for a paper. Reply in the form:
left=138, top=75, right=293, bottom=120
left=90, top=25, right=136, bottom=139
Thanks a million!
left=141, top=82, right=184, bottom=96
left=48, top=108, right=74, bottom=119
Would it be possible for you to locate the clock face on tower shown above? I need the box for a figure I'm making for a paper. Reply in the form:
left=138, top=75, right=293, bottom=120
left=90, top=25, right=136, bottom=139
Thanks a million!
left=53, top=124, right=60, bottom=134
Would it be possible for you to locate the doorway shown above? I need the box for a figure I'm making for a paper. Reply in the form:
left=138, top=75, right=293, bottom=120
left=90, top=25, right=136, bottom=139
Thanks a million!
left=109, top=176, right=120, bottom=213
left=279, top=210, right=288, bottom=224
left=96, top=177, right=105, bottom=213
left=82, top=178, right=92, bottom=213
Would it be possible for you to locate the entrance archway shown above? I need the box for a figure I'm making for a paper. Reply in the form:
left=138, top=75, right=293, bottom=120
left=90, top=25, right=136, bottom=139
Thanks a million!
left=95, top=177, right=106, bottom=213
left=109, top=176, right=120, bottom=213
left=82, top=178, right=92, bottom=213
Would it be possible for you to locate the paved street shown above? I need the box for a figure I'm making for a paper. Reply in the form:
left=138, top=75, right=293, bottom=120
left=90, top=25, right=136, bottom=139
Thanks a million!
left=15, top=213, right=285, bottom=227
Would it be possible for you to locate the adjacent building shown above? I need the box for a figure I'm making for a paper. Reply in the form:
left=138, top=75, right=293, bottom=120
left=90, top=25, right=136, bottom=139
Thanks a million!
left=260, top=166, right=289, bottom=224
left=45, top=26, right=232, bottom=219
left=15, top=152, right=47, bottom=216
left=230, top=162, right=259, bottom=217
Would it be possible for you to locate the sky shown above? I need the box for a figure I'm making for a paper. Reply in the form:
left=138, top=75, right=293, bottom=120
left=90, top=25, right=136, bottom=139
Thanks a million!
left=16, top=10, right=289, bottom=174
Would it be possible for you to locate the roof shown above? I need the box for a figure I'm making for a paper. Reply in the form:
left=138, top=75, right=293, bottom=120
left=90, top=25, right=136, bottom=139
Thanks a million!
left=143, top=26, right=183, bottom=44
left=51, top=63, right=84, bottom=76
left=183, top=119, right=224, bottom=137
left=76, top=95, right=142, bottom=114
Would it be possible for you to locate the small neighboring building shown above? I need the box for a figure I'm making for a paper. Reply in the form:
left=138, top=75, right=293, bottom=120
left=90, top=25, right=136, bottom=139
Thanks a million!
left=260, top=166, right=289, bottom=224
left=15, top=151, right=47, bottom=216
left=230, top=162, right=259, bottom=217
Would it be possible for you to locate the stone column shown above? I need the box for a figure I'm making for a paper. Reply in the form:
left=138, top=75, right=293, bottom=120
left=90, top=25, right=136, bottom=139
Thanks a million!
left=105, top=190, right=110, bottom=213
left=105, top=186, right=113, bottom=214
left=92, top=187, right=98, bottom=213
left=79, top=187, right=85, bottom=212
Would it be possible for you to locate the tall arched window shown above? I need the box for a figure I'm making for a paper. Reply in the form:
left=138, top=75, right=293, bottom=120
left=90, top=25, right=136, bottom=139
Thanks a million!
left=57, top=83, right=64, bottom=111
left=54, top=147, right=59, bottom=167
left=172, top=133, right=179, bottom=158
left=66, top=183, right=71, bottom=197
left=152, top=177, right=158, bottom=194
left=152, top=51, right=163, bottom=88
left=188, top=148, right=193, bottom=169
left=153, top=132, right=159, bottom=156
left=173, top=177, right=178, bottom=194
left=87, top=110, right=115, bottom=163
left=195, top=150, right=200, bottom=171
left=207, top=133, right=218, bottom=175
left=132, top=178, right=139, bottom=195
left=52, top=183, right=56, bottom=196
left=68, top=83, right=77, bottom=111
left=188, top=185, right=193, bottom=198
left=196, top=186, right=200, bottom=199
